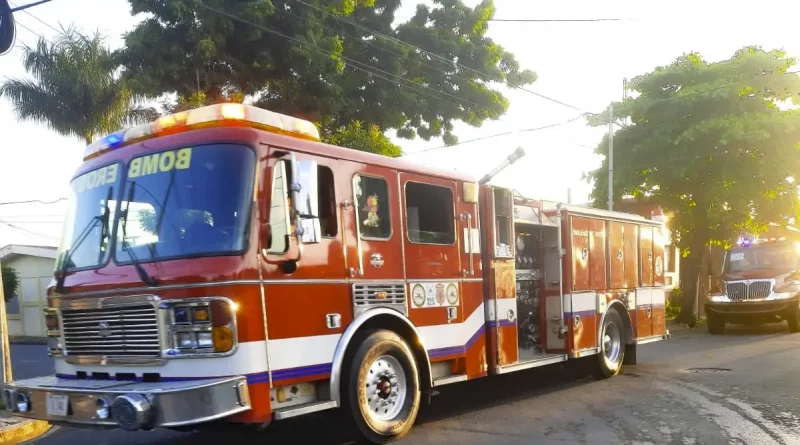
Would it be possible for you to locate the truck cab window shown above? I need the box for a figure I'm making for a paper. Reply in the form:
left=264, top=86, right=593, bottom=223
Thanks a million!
left=405, top=181, right=454, bottom=244
left=494, top=188, right=513, bottom=257
left=268, top=160, right=291, bottom=254
left=354, top=175, right=391, bottom=239
left=318, top=166, right=337, bottom=237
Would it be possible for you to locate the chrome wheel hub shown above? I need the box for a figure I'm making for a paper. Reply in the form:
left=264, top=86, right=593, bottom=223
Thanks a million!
left=365, top=355, right=406, bottom=422
left=603, top=322, right=622, bottom=364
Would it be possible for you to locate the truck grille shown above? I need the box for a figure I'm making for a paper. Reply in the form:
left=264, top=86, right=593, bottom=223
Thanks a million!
left=725, top=280, right=773, bottom=301
left=62, top=304, right=160, bottom=357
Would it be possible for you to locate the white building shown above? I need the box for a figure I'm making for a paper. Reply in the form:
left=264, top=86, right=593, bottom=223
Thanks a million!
left=0, top=244, right=57, bottom=338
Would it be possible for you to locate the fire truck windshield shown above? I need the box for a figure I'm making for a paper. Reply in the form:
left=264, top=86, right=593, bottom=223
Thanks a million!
left=113, top=144, right=256, bottom=265
left=56, top=163, right=122, bottom=271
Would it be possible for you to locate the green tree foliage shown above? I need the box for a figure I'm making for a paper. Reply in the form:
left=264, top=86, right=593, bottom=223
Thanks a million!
left=119, top=0, right=535, bottom=149
left=322, top=120, right=402, bottom=156
left=0, top=28, right=156, bottom=144
left=1, top=265, right=19, bottom=303
left=588, top=47, right=800, bottom=322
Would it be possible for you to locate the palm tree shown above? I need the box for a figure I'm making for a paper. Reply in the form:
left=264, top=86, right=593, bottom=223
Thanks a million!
left=0, top=27, right=156, bottom=144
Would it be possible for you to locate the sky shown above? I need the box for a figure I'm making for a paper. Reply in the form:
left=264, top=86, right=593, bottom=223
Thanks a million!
left=1, top=0, right=799, bottom=248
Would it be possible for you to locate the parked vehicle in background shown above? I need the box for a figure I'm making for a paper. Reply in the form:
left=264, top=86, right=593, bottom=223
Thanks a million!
left=2, top=103, right=668, bottom=444
left=707, top=240, right=800, bottom=334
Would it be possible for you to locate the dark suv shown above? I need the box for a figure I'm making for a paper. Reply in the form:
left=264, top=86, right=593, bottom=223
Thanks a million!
left=706, top=241, right=800, bottom=334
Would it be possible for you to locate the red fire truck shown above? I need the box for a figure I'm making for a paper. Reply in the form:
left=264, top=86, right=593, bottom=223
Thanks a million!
left=3, top=104, right=669, bottom=443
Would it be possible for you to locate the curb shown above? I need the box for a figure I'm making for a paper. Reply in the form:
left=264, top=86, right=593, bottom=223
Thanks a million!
left=0, top=419, right=51, bottom=445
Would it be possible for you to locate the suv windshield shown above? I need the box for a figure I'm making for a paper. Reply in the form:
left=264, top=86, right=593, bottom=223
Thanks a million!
left=723, top=243, right=800, bottom=273
left=56, top=163, right=121, bottom=270
left=114, top=144, right=256, bottom=264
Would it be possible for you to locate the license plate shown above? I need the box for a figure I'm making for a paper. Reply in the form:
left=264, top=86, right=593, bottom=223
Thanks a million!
left=46, top=394, right=69, bottom=416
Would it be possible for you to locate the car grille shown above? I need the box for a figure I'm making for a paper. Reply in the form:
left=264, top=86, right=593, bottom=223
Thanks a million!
left=62, top=304, right=160, bottom=357
left=725, top=280, right=773, bottom=301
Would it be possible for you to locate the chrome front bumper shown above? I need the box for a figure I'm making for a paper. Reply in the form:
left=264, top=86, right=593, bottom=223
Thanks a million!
left=3, top=376, right=250, bottom=430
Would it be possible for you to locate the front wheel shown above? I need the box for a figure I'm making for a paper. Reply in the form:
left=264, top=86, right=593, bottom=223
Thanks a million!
left=594, top=310, right=625, bottom=379
left=786, top=302, right=800, bottom=333
left=347, top=330, right=421, bottom=444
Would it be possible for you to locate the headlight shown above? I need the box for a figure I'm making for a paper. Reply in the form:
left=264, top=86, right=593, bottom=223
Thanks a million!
left=770, top=292, right=796, bottom=300
left=43, top=308, right=63, bottom=356
left=162, top=298, right=237, bottom=356
left=711, top=295, right=730, bottom=302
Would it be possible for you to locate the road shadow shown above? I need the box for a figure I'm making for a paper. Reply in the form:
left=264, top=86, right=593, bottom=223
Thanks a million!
left=161, top=361, right=600, bottom=445
left=720, top=322, right=792, bottom=336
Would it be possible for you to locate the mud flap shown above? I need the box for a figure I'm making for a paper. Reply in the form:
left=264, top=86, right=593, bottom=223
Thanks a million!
left=623, top=344, right=637, bottom=365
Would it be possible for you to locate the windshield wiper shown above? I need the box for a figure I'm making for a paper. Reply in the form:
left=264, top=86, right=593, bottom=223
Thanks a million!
left=150, top=169, right=176, bottom=257
left=55, top=188, right=117, bottom=293
left=122, top=182, right=158, bottom=287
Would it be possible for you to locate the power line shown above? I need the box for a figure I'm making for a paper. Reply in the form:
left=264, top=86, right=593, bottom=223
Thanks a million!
left=291, top=0, right=588, bottom=113
left=197, top=2, right=504, bottom=117
left=403, top=113, right=587, bottom=156
left=11, top=19, right=51, bottom=44
left=0, top=198, right=66, bottom=206
left=484, top=18, right=622, bottom=22
left=0, top=220, right=59, bottom=240
left=8, top=1, right=60, bottom=34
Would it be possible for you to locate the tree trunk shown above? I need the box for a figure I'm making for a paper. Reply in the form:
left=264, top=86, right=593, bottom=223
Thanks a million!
left=678, top=239, right=710, bottom=326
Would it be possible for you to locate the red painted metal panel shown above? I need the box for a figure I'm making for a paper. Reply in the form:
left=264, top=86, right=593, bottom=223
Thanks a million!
left=571, top=313, right=598, bottom=351
left=571, top=217, right=591, bottom=291
left=640, top=226, right=654, bottom=287
left=609, top=222, right=625, bottom=289
left=623, top=223, right=639, bottom=289
left=494, top=260, right=518, bottom=366
left=588, top=218, right=607, bottom=290
left=653, top=227, right=666, bottom=286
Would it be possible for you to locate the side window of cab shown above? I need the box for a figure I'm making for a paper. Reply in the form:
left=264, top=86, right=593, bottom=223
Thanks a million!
left=354, top=175, right=391, bottom=240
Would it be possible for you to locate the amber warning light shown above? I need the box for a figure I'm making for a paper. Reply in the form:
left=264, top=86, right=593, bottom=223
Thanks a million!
left=84, top=103, right=321, bottom=161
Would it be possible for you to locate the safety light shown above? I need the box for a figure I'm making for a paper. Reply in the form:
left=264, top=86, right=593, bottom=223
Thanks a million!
left=166, top=298, right=237, bottom=355
left=84, top=103, right=320, bottom=160
left=220, top=103, right=246, bottom=120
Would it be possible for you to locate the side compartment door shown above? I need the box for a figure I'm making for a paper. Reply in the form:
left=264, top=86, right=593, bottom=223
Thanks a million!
left=608, top=222, right=625, bottom=290
left=637, top=226, right=654, bottom=338
left=623, top=223, right=639, bottom=333
left=652, top=226, right=667, bottom=337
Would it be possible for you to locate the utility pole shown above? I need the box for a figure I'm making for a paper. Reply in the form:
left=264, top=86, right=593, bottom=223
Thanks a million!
left=608, top=101, right=614, bottom=211
left=0, top=262, right=11, bottom=385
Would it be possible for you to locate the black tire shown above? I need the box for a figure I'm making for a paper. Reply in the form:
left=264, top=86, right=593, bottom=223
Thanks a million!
left=707, top=311, right=725, bottom=335
left=346, top=330, right=421, bottom=444
left=595, top=310, right=626, bottom=379
left=787, top=301, right=800, bottom=333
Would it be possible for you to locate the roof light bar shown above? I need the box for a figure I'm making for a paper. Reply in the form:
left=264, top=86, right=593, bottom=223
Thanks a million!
left=84, top=104, right=320, bottom=160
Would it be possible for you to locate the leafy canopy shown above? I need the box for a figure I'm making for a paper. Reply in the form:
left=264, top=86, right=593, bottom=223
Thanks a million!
left=589, top=47, right=800, bottom=252
left=0, top=27, right=156, bottom=144
left=1, top=265, right=19, bottom=303
left=119, top=0, right=536, bottom=152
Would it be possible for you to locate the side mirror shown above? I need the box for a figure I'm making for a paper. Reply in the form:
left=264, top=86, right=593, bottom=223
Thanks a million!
left=289, top=157, right=322, bottom=244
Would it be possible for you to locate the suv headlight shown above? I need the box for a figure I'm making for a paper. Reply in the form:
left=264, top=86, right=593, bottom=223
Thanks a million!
left=769, top=292, right=796, bottom=300
left=710, top=295, right=730, bottom=302
left=161, top=298, right=237, bottom=356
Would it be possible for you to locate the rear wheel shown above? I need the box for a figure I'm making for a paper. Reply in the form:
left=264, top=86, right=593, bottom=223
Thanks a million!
left=594, top=310, right=625, bottom=379
left=707, top=311, right=725, bottom=334
left=347, top=330, right=421, bottom=444
left=786, top=301, right=800, bottom=333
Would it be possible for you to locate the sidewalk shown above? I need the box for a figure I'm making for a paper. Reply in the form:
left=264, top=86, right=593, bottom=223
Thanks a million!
left=0, top=410, right=50, bottom=445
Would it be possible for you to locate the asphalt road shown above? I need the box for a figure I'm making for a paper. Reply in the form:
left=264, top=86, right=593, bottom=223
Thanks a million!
left=21, top=323, right=800, bottom=445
